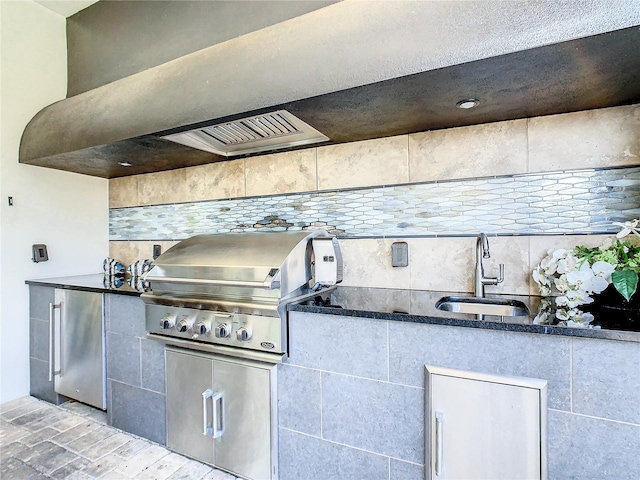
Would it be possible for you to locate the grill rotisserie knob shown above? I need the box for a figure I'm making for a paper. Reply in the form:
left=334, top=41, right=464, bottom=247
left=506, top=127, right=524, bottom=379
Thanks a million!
left=236, top=327, right=252, bottom=342
left=214, top=323, right=231, bottom=338
left=195, top=321, right=211, bottom=335
left=176, top=317, right=192, bottom=333
left=160, top=316, right=175, bottom=329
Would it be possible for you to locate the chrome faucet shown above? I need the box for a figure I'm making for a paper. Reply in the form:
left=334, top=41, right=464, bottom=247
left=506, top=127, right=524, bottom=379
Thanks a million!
left=475, top=233, right=504, bottom=297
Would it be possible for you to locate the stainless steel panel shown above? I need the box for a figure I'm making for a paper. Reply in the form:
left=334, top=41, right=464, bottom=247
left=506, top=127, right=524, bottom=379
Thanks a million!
left=165, top=347, right=277, bottom=479
left=147, top=334, right=284, bottom=364
left=54, top=289, right=106, bottom=410
left=166, top=349, right=214, bottom=464
left=213, top=356, right=275, bottom=480
left=425, top=365, right=547, bottom=480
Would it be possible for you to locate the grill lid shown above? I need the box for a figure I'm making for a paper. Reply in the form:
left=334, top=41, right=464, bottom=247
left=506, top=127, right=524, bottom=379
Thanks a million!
left=144, top=230, right=335, bottom=300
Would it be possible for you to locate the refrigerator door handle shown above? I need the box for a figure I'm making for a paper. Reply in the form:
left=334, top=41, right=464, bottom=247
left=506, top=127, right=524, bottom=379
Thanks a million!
left=48, top=303, right=61, bottom=381
left=435, top=411, right=444, bottom=476
left=212, top=391, right=224, bottom=439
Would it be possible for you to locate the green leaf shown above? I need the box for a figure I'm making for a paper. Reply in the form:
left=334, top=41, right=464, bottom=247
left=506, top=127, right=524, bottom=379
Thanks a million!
left=611, top=270, right=639, bottom=302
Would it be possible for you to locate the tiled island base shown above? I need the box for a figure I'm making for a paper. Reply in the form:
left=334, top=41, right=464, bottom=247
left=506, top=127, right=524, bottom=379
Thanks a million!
left=278, top=312, right=640, bottom=480
left=0, top=397, right=236, bottom=480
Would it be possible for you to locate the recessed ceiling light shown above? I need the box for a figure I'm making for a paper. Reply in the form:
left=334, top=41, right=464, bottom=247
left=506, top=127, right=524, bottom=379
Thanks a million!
left=118, top=162, right=133, bottom=167
left=456, top=99, right=480, bottom=109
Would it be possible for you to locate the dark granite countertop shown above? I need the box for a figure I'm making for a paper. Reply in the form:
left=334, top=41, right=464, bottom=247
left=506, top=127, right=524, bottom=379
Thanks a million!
left=26, top=276, right=640, bottom=342
left=289, top=286, right=640, bottom=343
left=26, top=274, right=147, bottom=296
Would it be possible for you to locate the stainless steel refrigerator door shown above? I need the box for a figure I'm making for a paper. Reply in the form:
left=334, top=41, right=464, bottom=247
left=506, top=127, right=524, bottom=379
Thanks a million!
left=212, top=356, right=275, bottom=480
left=54, top=289, right=106, bottom=410
left=166, top=348, right=215, bottom=465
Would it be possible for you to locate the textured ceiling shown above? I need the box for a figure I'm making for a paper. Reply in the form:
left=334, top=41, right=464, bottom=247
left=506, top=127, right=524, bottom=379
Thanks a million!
left=19, top=1, right=640, bottom=178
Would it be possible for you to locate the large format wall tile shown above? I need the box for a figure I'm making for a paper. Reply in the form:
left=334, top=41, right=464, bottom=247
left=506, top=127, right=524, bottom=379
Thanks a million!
left=572, top=338, right=640, bottom=424
left=246, top=150, right=317, bottom=196
left=339, top=238, right=410, bottom=289
left=106, top=333, right=141, bottom=387
left=409, top=237, right=475, bottom=292
left=317, top=136, right=409, bottom=190
left=137, top=169, right=187, bottom=206
left=287, top=312, right=388, bottom=381
left=109, top=176, right=138, bottom=208
left=140, top=339, right=166, bottom=394
left=390, top=459, right=424, bottom=480
left=278, top=428, right=389, bottom=480
left=277, top=364, right=321, bottom=436
left=106, top=294, right=146, bottom=338
left=109, top=381, right=166, bottom=445
left=108, top=241, right=140, bottom=267
left=322, top=372, right=424, bottom=463
left=388, top=322, right=571, bottom=410
left=409, top=119, right=527, bottom=182
left=528, top=104, right=640, bottom=172
left=548, top=410, right=640, bottom=479
left=185, top=159, right=245, bottom=201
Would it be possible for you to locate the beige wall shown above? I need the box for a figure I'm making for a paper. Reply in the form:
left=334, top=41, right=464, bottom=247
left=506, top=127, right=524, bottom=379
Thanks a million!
left=0, top=1, right=109, bottom=403
left=110, top=104, right=640, bottom=295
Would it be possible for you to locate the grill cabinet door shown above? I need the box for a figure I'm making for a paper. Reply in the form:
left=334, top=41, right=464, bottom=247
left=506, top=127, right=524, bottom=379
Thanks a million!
left=212, top=357, right=275, bottom=480
left=166, top=349, right=214, bottom=464
left=426, top=366, right=546, bottom=480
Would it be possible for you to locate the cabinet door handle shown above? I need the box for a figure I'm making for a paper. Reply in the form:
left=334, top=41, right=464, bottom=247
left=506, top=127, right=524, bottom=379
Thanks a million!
left=48, top=303, right=60, bottom=382
left=435, top=411, right=444, bottom=477
left=202, top=389, right=213, bottom=436
left=211, top=391, right=224, bottom=439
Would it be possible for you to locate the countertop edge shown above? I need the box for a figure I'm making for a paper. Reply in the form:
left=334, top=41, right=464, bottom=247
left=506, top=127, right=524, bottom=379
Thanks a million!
left=26, top=276, right=639, bottom=343
left=26, top=277, right=143, bottom=297
left=288, top=304, right=640, bottom=343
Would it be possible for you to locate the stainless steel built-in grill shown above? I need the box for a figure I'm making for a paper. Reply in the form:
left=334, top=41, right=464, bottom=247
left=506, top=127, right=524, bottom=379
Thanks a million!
left=142, top=230, right=342, bottom=360
left=143, top=231, right=342, bottom=479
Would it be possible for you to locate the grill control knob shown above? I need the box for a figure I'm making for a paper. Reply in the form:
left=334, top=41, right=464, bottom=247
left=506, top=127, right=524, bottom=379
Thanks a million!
left=195, top=321, right=211, bottom=335
left=214, top=323, right=231, bottom=338
left=160, top=316, right=175, bottom=329
left=176, top=317, right=192, bottom=333
left=236, top=327, right=252, bottom=342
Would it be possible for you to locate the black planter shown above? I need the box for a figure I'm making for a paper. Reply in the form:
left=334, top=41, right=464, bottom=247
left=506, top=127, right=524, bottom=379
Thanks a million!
left=584, top=284, right=640, bottom=331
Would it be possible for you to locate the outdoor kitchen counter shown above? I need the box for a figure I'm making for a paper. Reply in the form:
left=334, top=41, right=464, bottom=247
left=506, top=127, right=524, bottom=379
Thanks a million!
left=26, top=273, right=147, bottom=296
left=289, top=286, right=640, bottom=343
left=26, top=275, right=640, bottom=342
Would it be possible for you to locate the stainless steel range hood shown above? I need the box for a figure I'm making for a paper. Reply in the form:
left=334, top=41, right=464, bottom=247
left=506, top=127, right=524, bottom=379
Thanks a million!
left=18, top=1, right=640, bottom=179
left=162, top=110, right=329, bottom=157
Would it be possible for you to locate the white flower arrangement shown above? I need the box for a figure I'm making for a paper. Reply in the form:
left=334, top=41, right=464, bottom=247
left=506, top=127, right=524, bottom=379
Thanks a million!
left=532, top=219, right=640, bottom=328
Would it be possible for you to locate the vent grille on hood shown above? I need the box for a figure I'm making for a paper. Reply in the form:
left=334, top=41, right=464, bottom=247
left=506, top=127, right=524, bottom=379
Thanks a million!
left=161, top=110, right=329, bottom=157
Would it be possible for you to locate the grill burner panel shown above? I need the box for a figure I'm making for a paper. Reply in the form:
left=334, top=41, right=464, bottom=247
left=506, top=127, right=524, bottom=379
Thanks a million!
left=146, top=304, right=285, bottom=353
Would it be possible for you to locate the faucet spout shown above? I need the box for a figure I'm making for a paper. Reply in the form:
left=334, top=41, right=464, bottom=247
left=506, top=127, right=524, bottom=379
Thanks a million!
left=474, top=233, right=504, bottom=297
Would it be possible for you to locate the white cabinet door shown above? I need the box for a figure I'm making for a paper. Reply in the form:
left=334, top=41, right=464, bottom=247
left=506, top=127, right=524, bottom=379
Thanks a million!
left=426, top=366, right=547, bottom=480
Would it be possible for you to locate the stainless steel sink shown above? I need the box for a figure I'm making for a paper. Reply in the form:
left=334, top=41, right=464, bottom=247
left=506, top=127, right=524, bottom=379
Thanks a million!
left=435, top=296, right=530, bottom=317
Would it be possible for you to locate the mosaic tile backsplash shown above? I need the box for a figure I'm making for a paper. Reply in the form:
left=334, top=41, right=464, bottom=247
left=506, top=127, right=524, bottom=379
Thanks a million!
left=109, top=166, right=640, bottom=241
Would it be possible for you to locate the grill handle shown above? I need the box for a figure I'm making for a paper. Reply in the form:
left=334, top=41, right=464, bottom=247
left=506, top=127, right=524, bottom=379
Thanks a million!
left=202, top=389, right=224, bottom=438
left=146, top=276, right=273, bottom=289
left=202, top=389, right=213, bottom=436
